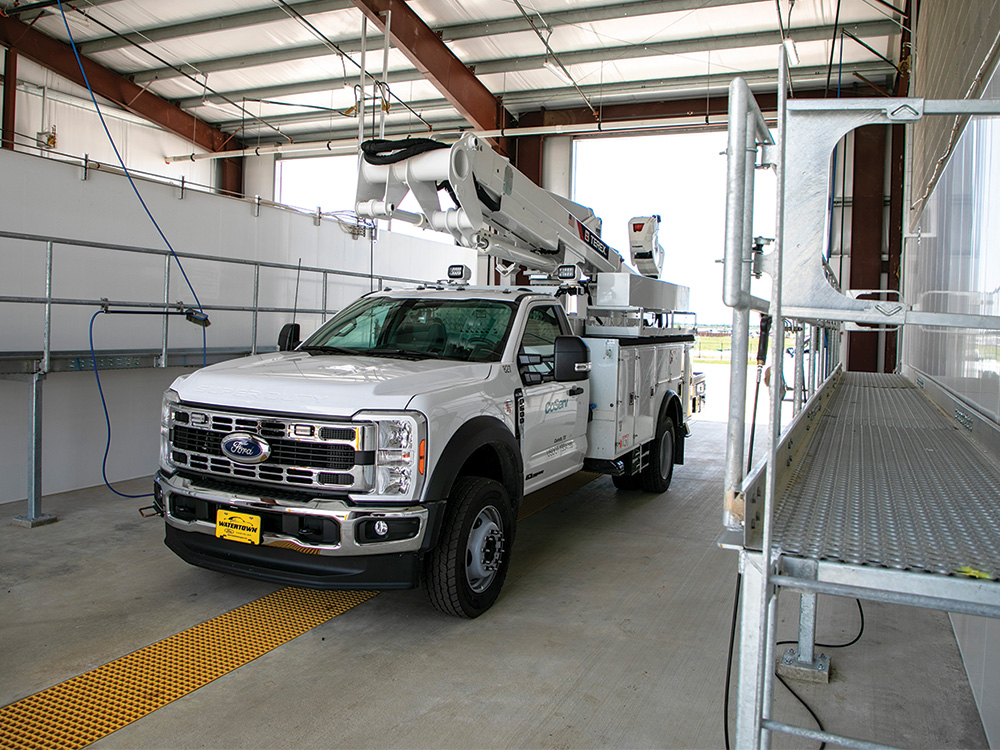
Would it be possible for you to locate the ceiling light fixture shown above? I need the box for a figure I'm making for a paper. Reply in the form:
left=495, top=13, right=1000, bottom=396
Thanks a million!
left=543, top=57, right=574, bottom=86
left=783, top=38, right=800, bottom=66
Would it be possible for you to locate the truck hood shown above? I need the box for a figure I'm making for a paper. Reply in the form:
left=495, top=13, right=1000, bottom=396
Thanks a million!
left=174, top=352, right=493, bottom=416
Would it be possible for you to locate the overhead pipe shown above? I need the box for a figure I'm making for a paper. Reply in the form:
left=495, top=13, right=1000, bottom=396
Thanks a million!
left=164, top=113, right=769, bottom=164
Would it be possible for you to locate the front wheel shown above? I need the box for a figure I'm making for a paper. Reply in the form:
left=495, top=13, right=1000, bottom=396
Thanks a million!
left=427, top=477, right=514, bottom=618
left=640, top=409, right=676, bottom=493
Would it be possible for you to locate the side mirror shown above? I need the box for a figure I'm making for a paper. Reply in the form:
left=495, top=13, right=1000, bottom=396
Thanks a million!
left=277, top=323, right=301, bottom=351
left=554, top=336, right=590, bottom=382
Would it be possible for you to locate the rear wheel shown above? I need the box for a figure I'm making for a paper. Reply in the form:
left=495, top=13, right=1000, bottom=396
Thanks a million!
left=427, top=477, right=514, bottom=618
left=640, top=408, right=676, bottom=493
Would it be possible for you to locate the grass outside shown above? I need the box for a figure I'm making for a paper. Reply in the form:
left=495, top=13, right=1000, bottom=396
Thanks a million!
left=694, top=333, right=796, bottom=365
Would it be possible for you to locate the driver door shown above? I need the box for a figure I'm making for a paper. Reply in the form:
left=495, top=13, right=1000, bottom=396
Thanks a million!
left=517, top=303, right=588, bottom=493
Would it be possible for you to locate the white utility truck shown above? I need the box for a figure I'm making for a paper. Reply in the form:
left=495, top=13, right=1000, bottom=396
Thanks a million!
left=154, top=135, right=697, bottom=617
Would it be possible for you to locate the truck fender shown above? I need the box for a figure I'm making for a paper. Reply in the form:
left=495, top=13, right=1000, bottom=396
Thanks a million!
left=658, top=390, right=686, bottom=466
left=422, top=416, right=523, bottom=548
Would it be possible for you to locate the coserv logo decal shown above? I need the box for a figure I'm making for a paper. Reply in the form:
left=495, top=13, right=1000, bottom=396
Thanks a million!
left=545, top=398, right=569, bottom=414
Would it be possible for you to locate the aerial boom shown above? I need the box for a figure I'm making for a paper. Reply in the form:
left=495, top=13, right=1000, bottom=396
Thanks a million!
left=356, top=134, right=623, bottom=277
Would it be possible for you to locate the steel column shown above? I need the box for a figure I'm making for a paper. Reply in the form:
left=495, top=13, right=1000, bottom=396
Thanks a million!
left=735, top=551, right=766, bottom=748
left=160, top=254, right=170, bottom=367
left=322, top=271, right=328, bottom=317
left=42, top=241, right=53, bottom=373
left=797, top=593, right=818, bottom=664
left=793, top=326, right=805, bottom=412
left=251, top=264, right=260, bottom=355
left=13, top=371, right=57, bottom=528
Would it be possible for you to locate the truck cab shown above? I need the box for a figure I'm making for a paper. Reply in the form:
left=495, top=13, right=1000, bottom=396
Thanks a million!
left=156, top=284, right=598, bottom=617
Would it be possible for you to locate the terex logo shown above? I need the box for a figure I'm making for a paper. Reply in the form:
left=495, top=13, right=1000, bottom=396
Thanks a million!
left=545, top=398, right=569, bottom=414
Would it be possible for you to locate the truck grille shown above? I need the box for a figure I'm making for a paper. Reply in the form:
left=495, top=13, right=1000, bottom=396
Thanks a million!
left=168, top=406, right=371, bottom=491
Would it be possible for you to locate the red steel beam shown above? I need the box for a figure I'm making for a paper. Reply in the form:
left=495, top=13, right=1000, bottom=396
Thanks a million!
left=0, top=14, right=235, bottom=154
left=847, top=124, right=887, bottom=373
left=349, top=0, right=510, bottom=138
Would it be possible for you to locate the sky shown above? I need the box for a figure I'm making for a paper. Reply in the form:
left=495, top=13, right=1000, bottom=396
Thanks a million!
left=573, top=131, right=775, bottom=326
left=276, top=131, right=776, bottom=325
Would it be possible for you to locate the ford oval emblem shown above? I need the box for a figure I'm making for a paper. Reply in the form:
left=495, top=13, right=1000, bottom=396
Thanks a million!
left=220, top=432, right=271, bottom=465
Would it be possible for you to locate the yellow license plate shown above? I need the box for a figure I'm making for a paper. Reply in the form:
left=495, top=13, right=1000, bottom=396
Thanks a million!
left=216, top=509, right=261, bottom=545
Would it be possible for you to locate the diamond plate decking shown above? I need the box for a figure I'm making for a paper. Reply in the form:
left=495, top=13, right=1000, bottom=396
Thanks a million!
left=773, top=373, right=1000, bottom=578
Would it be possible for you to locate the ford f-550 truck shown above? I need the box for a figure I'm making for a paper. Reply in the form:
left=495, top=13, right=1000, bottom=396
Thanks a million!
left=154, top=135, right=696, bottom=617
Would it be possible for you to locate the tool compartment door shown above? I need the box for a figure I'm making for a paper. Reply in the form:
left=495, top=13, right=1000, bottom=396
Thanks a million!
left=632, top=345, right=657, bottom=447
left=615, top=346, right=637, bottom=452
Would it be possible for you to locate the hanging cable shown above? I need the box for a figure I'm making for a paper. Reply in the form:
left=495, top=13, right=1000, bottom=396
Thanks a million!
left=88, top=308, right=200, bottom=499
left=746, top=311, right=772, bottom=471
left=510, top=0, right=597, bottom=117
left=823, top=0, right=843, bottom=97
left=59, top=6, right=289, bottom=142
left=55, top=0, right=210, bottom=367
left=723, top=572, right=742, bottom=750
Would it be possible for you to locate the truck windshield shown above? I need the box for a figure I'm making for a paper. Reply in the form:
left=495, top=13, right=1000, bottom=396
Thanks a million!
left=301, top=296, right=516, bottom=362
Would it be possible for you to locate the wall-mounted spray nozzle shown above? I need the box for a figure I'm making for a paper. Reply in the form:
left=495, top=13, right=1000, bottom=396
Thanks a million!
left=185, top=308, right=211, bottom=327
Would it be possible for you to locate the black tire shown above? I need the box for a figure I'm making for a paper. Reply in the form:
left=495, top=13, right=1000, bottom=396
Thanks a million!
left=640, top=407, right=676, bottom=493
left=612, top=472, right=642, bottom=490
left=427, top=477, right=514, bottom=618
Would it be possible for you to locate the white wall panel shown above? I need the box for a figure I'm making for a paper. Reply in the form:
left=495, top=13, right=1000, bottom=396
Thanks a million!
left=0, top=148, right=473, bottom=504
left=903, top=74, right=1000, bottom=423
left=10, top=59, right=215, bottom=188
left=904, top=67, right=1000, bottom=749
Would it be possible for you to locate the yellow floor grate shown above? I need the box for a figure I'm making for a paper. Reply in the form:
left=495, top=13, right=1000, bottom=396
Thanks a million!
left=518, top=471, right=601, bottom=520
left=0, top=587, right=379, bottom=750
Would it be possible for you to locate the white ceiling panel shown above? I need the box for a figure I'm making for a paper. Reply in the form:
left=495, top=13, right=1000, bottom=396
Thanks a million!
left=0, top=0, right=906, bottom=150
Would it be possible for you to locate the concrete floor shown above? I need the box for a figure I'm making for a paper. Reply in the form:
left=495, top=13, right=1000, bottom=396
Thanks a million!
left=1, top=390, right=989, bottom=749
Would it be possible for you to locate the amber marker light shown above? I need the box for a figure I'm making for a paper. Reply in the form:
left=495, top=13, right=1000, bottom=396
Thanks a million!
left=418, top=440, right=426, bottom=475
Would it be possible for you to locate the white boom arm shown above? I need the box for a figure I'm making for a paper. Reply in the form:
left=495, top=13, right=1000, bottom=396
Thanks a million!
left=355, top=134, right=623, bottom=276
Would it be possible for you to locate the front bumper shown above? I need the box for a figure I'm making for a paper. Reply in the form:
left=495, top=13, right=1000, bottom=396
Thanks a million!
left=156, top=472, right=443, bottom=589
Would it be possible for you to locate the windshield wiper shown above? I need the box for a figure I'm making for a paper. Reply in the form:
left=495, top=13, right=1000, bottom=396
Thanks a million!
left=299, top=345, right=360, bottom=355
left=365, top=348, right=432, bottom=360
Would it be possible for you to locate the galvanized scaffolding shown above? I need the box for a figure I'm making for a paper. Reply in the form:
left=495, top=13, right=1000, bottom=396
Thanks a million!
left=722, top=67, right=1000, bottom=749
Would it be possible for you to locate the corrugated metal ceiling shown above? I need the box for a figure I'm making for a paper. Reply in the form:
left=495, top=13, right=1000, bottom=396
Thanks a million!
left=0, top=0, right=906, bottom=149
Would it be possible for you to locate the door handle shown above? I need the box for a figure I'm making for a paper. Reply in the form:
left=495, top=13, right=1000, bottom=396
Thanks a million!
left=568, top=386, right=584, bottom=396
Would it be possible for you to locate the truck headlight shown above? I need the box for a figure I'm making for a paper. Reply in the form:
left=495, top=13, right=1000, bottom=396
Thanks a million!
left=160, top=389, right=180, bottom=472
left=353, top=411, right=427, bottom=502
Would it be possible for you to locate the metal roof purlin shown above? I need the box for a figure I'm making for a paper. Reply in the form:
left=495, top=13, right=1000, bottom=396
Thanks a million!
left=83, top=0, right=759, bottom=57
left=132, top=19, right=898, bottom=86
left=209, top=62, right=896, bottom=133
left=78, top=0, right=354, bottom=55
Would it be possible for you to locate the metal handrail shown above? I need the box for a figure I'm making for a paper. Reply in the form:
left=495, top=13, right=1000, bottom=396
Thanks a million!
left=0, top=228, right=430, bottom=369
